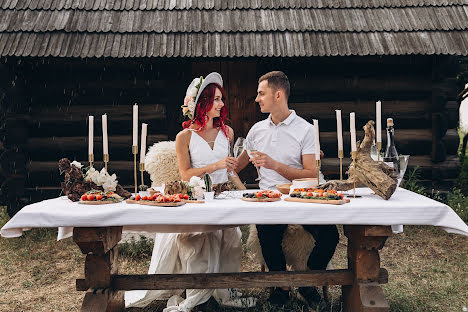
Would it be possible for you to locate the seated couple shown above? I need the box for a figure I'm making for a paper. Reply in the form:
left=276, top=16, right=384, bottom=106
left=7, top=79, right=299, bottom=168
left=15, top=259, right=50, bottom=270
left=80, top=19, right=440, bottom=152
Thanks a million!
left=125, top=71, right=339, bottom=312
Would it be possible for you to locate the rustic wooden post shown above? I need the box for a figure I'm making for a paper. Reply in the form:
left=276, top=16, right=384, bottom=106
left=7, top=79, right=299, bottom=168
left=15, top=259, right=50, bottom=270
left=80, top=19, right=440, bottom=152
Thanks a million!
left=342, top=225, right=392, bottom=312
left=73, top=227, right=124, bottom=312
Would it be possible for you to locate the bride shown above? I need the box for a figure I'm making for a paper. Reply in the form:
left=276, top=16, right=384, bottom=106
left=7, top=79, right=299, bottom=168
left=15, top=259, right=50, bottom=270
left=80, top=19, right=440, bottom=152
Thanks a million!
left=125, top=73, right=254, bottom=311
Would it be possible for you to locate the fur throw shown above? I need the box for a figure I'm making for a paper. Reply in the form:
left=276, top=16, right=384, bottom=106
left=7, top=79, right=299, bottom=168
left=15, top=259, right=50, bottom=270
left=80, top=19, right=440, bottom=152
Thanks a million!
left=145, top=141, right=181, bottom=187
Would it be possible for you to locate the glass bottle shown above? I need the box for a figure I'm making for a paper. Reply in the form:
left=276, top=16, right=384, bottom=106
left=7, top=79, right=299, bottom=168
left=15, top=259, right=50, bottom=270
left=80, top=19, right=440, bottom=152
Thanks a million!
left=384, top=118, right=399, bottom=172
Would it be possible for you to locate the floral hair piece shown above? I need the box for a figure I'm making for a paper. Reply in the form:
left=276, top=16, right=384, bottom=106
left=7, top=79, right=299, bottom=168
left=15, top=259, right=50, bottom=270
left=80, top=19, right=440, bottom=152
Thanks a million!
left=182, top=76, right=203, bottom=120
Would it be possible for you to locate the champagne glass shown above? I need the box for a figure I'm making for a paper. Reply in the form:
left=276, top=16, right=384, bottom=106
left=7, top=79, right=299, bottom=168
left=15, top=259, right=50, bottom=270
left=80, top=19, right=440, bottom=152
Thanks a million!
left=228, top=137, right=245, bottom=177
left=233, top=137, right=245, bottom=158
left=244, top=139, right=261, bottom=181
left=397, top=155, right=410, bottom=187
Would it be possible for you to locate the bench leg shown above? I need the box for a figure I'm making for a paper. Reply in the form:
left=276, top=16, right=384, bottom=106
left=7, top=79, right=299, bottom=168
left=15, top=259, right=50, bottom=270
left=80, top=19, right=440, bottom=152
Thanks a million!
left=73, top=227, right=124, bottom=312
left=342, top=225, right=391, bottom=312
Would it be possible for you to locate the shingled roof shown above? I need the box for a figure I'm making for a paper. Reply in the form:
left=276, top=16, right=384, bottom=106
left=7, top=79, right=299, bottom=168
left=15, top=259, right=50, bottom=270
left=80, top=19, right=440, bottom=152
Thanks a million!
left=0, top=0, right=467, bottom=57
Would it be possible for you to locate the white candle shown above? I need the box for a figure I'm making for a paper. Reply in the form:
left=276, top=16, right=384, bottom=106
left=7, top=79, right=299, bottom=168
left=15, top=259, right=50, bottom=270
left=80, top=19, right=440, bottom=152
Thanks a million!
left=140, top=123, right=148, bottom=163
left=102, top=114, right=108, bottom=155
left=335, top=110, right=343, bottom=152
left=88, top=116, right=94, bottom=155
left=350, top=112, right=357, bottom=152
left=313, top=119, right=320, bottom=159
left=133, top=104, right=138, bottom=147
left=376, top=100, right=382, bottom=143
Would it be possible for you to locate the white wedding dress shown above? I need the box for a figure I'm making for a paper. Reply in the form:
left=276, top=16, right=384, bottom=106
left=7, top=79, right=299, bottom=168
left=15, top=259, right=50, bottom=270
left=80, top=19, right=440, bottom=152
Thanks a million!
left=125, top=130, right=255, bottom=311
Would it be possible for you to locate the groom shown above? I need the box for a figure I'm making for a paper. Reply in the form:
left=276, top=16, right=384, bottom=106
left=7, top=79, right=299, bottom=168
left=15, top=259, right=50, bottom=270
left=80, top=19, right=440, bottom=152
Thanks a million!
left=237, top=71, right=339, bottom=310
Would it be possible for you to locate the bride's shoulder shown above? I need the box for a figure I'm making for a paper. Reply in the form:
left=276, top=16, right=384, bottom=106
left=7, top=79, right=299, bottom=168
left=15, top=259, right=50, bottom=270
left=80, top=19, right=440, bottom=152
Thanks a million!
left=176, top=129, right=193, bottom=143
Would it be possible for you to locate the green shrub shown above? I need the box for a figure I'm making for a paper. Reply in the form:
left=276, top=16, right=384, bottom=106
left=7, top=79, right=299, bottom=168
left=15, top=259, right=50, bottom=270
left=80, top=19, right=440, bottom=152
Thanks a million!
left=401, top=167, right=426, bottom=195
left=455, top=157, right=468, bottom=196
left=447, top=189, right=468, bottom=222
left=119, top=235, right=154, bottom=259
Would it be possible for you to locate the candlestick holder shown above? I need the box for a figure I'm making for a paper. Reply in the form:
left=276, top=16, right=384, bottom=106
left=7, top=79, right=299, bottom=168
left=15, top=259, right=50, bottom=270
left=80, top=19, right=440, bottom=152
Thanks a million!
left=103, top=153, right=109, bottom=172
left=139, top=162, right=148, bottom=191
left=316, top=159, right=321, bottom=186
left=338, top=150, right=344, bottom=180
left=351, top=151, right=357, bottom=198
left=377, top=141, right=382, bottom=162
left=88, top=154, right=94, bottom=168
left=132, top=146, right=138, bottom=195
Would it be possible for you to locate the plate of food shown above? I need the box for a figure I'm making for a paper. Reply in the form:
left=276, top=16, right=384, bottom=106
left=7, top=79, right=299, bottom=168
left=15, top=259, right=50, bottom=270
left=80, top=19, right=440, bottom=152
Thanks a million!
left=284, top=188, right=349, bottom=205
left=126, top=193, right=186, bottom=207
left=79, top=190, right=123, bottom=204
left=242, top=191, right=282, bottom=202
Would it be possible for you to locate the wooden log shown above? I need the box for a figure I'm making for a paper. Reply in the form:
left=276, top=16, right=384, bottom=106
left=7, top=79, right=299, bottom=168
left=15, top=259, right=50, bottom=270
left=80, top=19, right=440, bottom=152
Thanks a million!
left=0, top=149, right=27, bottom=175
left=1, top=116, right=30, bottom=147
left=81, top=288, right=124, bottom=312
left=73, top=227, right=122, bottom=255
left=113, top=270, right=356, bottom=290
left=292, top=74, right=432, bottom=94
left=29, top=104, right=165, bottom=123
left=25, top=134, right=168, bottom=161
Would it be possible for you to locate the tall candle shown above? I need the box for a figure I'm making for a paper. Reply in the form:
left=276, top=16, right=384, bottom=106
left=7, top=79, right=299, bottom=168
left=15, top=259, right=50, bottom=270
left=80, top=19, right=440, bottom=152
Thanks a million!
left=313, top=119, right=320, bottom=159
left=88, top=116, right=94, bottom=155
left=102, top=114, right=108, bottom=155
left=140, top=123, right=148, bottom=163
left=350, top=112, right=357, bottom=152
left=376, top=100, right=382, bottom=143
left=133, top=104, right=138, bottom=147
left=335, top=110, right=343, bottom=152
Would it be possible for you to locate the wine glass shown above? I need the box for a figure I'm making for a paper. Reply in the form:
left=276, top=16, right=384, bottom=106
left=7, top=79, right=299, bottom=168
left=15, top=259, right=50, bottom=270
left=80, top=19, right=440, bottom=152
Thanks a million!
left=244, top=139, right=261, bottom=181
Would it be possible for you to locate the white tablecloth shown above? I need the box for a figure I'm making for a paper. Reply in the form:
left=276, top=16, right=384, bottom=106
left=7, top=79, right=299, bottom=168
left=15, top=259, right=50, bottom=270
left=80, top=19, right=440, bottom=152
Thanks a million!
left=1, top=188, right=467, bottom=240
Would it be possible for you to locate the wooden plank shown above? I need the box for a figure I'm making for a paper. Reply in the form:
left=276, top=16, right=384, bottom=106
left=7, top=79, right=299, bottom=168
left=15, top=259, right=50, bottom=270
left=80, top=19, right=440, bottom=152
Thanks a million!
left=112, top=270, right=355, bottom=290
left=73, top=227, right=122, bottom=255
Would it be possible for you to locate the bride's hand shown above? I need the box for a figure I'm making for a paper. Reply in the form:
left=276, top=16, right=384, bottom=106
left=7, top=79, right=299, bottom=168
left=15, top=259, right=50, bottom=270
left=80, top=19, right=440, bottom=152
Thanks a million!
left=215, top=157, right=238, bottom=172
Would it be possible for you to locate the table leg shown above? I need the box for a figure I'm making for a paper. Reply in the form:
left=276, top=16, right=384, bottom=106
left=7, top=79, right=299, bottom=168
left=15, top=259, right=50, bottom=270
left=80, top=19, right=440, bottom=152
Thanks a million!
left=73, top=227, right=124, bottom=312
left=342, top=225, right=392, bottom=312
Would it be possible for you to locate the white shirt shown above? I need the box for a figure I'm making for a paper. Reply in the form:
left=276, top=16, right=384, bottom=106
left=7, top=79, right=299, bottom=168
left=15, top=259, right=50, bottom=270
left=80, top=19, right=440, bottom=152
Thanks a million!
left=246, top=110, right=316, bottom=190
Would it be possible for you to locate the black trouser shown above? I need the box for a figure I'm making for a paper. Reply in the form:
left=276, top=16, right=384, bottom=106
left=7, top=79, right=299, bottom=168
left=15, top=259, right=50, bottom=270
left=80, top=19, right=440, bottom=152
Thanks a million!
left=256, top=224, right=339, bottom=271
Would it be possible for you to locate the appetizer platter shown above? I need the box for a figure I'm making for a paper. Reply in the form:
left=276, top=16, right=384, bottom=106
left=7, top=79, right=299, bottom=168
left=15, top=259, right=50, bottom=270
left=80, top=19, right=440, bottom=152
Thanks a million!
left=242, top=191, right=282, bottom=202
left=126, top=193, right=186, bottom=207
left=79, top=190, right=123, bottom=204
left=285, top=188, right=349, bottom=205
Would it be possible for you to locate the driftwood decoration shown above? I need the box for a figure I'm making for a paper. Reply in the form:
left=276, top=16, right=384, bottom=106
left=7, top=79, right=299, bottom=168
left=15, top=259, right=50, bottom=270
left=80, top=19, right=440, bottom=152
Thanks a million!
left=319, top=121, right=397, bottom=200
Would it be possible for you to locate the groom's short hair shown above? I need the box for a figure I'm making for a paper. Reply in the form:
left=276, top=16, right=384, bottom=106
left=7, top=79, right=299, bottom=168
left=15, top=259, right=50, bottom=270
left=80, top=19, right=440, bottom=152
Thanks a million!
left=258, top=71, right=290, bottom=99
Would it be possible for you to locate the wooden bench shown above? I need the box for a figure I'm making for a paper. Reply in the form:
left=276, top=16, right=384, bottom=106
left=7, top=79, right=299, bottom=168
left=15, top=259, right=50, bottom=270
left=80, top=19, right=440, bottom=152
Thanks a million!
left=73, top=225, right=392, bottom=312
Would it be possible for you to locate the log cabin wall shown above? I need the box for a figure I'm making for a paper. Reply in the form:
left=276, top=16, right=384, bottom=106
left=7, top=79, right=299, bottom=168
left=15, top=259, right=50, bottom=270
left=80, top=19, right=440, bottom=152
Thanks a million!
left=0, top=55, right=462, bottom=216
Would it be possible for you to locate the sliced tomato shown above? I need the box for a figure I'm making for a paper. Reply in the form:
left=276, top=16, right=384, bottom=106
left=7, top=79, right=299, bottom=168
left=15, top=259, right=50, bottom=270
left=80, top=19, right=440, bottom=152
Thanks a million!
left=87, top=194, right=95, bottom=201
left=183, top=194, right=189, bottom=200
left=142, top=196, right=148, bottom=201
left=81, top=195, right=87, bottom=201
left=256, top=192, right=263, bottom=198
left=135, top=194, right=141, bottom=201
left=96, top=195, right=103, bottom=201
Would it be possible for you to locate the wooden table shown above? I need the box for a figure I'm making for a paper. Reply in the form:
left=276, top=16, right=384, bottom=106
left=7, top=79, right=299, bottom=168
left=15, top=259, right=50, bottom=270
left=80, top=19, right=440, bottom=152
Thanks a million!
left=73, top=224, right=392, bottom=312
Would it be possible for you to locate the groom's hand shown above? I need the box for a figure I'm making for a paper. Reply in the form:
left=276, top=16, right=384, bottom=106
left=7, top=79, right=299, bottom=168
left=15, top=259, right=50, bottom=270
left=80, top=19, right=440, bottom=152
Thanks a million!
left=250, top=152, right=278, bottom=170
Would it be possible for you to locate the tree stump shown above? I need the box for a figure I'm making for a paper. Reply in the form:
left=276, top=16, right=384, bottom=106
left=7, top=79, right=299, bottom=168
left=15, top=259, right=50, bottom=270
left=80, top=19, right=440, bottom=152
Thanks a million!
left=319, top=121, right=397, bottom=200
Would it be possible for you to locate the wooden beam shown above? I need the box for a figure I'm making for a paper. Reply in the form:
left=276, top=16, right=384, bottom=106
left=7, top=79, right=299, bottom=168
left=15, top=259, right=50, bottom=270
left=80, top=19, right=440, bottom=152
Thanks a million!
left=73, top=227, right=122, bottom=255
left=112, top=270, right=355, bottom=290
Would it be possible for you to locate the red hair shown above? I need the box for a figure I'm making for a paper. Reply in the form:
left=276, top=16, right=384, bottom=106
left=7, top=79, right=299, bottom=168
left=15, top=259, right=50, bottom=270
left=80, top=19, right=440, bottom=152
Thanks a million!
left=182, top=83, right=229, bottom=139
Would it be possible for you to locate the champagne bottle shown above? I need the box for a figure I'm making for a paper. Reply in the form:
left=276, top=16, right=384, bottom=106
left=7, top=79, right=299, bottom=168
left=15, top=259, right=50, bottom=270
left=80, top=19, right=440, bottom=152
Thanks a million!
left=384, top=118, right=399, bottom=172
